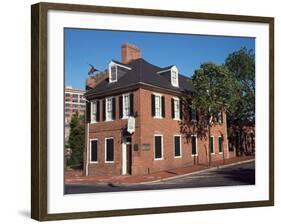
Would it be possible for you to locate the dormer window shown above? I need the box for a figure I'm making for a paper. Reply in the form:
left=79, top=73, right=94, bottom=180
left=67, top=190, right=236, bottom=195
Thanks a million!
left=171, top=66, right=179, bottom=87
left=109, top=62, right=117, bottom=83
left=157, top=65, right=179, bottom=87
left=109, top=61, right=131, bottom=83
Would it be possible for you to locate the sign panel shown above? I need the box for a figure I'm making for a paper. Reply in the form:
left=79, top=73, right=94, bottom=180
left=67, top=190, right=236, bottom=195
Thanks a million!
left=127, top=116, right=135, bottom=134
left=142, top=144, right=150, bottom=151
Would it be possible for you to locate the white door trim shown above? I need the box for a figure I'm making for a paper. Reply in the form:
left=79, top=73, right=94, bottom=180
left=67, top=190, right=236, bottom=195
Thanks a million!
left=122, top=142, right=127, bottom=175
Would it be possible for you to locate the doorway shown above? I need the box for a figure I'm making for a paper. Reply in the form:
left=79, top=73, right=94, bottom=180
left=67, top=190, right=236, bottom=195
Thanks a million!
left=122, top=137, right=132, bottom=175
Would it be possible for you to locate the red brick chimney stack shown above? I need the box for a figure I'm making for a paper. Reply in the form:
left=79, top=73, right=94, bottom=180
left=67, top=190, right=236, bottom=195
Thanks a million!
left=121, top=43, right=141, bottom=64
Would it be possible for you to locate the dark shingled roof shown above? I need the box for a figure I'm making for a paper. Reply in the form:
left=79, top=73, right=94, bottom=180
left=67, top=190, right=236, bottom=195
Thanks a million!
left=85, top=58, right=194, bottom=97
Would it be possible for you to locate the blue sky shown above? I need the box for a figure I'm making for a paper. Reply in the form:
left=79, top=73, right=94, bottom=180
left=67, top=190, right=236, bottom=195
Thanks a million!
left=65, top=28, right=255, bottom=90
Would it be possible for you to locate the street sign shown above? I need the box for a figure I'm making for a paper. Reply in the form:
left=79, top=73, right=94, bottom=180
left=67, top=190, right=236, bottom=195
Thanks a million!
left=127, top=116, right=135, bottom=134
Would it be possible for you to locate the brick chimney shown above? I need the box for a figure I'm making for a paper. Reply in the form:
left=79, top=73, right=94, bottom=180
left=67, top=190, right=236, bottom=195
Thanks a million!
left=121, top=43, right=141, bottom=64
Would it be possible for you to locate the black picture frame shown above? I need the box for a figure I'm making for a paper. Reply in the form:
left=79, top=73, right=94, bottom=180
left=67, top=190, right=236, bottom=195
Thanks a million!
left=31, top=2, right=274, bottom=221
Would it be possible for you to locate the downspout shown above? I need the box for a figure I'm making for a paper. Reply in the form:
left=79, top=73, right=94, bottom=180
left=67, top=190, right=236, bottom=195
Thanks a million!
left=85, top=122, right=89, bottom=176
left=224, top=111, right=229, bottom=159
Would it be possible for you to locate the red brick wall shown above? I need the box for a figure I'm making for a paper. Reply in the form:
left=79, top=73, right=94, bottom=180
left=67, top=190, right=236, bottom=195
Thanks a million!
left=86, top=89, right=141, bottom=176
left=132, top=88, right=231, bottom=175
left=85, top=87, right=233, bottom=176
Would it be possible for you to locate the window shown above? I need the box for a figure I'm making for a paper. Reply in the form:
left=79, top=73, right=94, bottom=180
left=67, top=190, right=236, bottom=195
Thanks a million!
left=218, top=112, right=223, bottom=123
left=72, top=94, right=78, bottom=98
left=90, top=139, right=98, bottom=162
left=174, top=135, right=181, bottom=157
left=171, top=70, right=178, bottom=87
left=154, top=135, right=163, bottom=160
left=123, top=93, right=130, bottom=118
left=106, top=97, right=113, bottom=121
left=152, top=94, right=165, bottom=118
left=105, top=138, right=114, bottom=162
left=218, top=136, right=223, bottom=153
left=189, top=108, right=198, bottom=121
left=91, top=100, right=98, bottom=123
left=191, top=135, right=197, bottom=155
left=210, top=136, right=215, bottom=154
left=103, top=97, right=115, bottom=121
left=109, top=61, right=131, bottom=83
left=173, top=98, right=180, bottom=120
left=171, top=66, right=179, bottom=87
left=155, top=95, right=161, bottom=117
left=120, top=93, right=134, bottom=119
left=109, top=64, right=117, bottom=82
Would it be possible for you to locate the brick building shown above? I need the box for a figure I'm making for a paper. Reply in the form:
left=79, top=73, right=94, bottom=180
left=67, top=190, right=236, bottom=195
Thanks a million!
left=228, top=125, right=255, bottom=156
left=64, top=86, right=86, bottom=140
left=84, top=43, right=235, bottom=176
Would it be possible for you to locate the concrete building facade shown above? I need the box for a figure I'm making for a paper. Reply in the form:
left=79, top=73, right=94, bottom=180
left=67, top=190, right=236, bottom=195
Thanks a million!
left=64, top=86, right=86, bottom=140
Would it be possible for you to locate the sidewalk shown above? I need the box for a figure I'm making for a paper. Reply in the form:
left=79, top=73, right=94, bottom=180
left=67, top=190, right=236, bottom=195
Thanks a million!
left=65, top=156, right=254, bottom=185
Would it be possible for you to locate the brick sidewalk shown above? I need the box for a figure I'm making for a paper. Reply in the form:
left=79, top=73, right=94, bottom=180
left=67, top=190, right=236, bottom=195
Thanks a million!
left=65, top=156, right=254, bottom=185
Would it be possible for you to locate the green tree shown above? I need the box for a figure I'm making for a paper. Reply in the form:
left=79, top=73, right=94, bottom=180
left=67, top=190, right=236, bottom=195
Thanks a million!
left=225, top=47, right=255, bottom=125
left=225, top=48, right=255, bottom=155
left=187, top=63, right=239, bottom=165
left=67, top=112, right=85, bottom=169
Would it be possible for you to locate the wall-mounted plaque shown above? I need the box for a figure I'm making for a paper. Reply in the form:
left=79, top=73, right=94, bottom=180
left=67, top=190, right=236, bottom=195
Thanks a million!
left=142, top=144, right=150, bottom=151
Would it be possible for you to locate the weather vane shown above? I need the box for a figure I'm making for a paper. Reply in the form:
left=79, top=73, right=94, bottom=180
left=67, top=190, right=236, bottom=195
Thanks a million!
left=87, top=64, right=99, bottom=76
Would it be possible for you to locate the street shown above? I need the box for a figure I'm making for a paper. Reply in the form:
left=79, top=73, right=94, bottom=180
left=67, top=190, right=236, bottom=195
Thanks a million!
left=65, top=161, right=255, bottom=194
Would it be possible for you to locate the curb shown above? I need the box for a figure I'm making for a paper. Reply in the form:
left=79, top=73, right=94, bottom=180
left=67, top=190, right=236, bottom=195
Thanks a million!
left=65, top=158, right=255, bottom=186
left=118, top=158, right=255, bottom=186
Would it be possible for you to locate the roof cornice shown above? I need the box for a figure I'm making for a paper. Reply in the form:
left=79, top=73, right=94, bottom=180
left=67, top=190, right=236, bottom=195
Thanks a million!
left=85, top=82, right=192, bottom=99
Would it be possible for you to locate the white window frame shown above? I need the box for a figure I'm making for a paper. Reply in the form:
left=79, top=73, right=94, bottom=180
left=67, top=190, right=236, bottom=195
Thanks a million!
left=218, top=112, right=223, bottom=124
left=105, top=97, right=113, bottom=121
left=210, top=136, right=215, bottom=154
left=109, top=61, right=117, bottom=83
left=90, top=100, right=97, bottom=123
left=89, top=138, right=98, bottom=164
left=218, top=136, right=223, bottom=154
left=105, top=137, right=114, bottom=163
left=173, top=134, right=182, bottom=158
left=122, top=93, right=130, bottom=119
left=173, top=97, right=180, bottom=120
left=154, top=134, right=164, bottom=160
left=108, top=61, right=132, bottom=83
left=191, top=134, right=198, bottom=156
left=153, top=93, right=163, bottom=119
left=171, top=66, right=179, bottom=87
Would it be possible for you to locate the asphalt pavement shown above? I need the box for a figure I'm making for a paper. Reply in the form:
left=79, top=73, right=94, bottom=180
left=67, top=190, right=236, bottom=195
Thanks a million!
left=65, top=160, right=255, bottom=194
